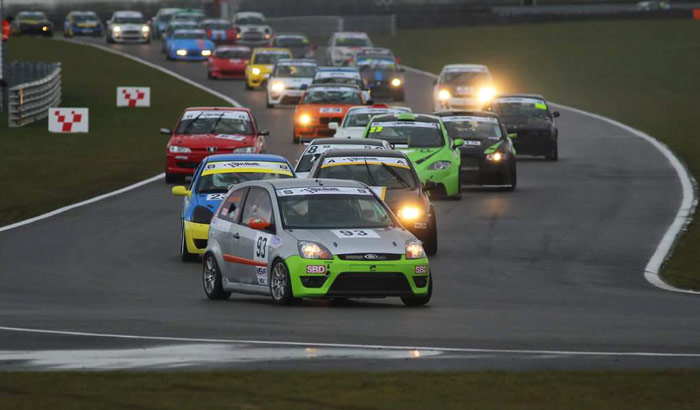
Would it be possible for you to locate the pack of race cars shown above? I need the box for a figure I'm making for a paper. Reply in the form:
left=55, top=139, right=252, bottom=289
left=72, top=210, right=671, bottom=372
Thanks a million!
left=13, top=7, right=561, bottom=306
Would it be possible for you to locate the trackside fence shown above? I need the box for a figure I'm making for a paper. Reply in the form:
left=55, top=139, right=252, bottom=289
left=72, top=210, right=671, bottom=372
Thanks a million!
left=267, top=14, right=396, bottom=42
left=7, top=61, right=62, bottom=127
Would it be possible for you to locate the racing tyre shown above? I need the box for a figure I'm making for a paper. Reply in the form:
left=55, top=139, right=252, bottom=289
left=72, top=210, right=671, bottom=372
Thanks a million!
left=265, top=93, right=273, bottom=108
left=422, top=210, right=438, bottom=256
left=504, top=162, right=517, bottom=192
left=401, top=275, right=432, bottom=307
left=203, top=253, right=231, bottom=300
left=270, top=259, right=299, bottom=306
left=545, top=143, right=558, bottom=161
left=180, top=222, right=199, bottom=262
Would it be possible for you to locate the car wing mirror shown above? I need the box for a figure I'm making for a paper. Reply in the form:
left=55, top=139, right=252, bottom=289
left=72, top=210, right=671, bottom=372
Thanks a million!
left=508, top=133, right=517, bottom=139
left=249, top=218, right=271, bottom=231
left=160, top=127, right=171, bottom=135
left=423, top=181, right=437, bottom=192
left=365, top=99, right=374, bottom=106
left=328, top=122, right=338, bottom=130
left=171, top=186, right=190, bottom=196
left=453, top=138, right=464, bottom=148
left=259, top=129, right=270, bottom=136
left=551, top=111, right=561, bottom=118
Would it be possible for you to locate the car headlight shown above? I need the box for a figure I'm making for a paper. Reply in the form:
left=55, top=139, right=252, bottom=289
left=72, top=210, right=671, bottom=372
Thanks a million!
left=270, top=81, right=285, bottom=93
left=201, top=50, right=212, bottom=56
left=391, top=78, right=402, bottom=87
left=397, top=205, right=423, bottom=221
left=486, top=152, right=504, bottom=162
left=298, top=241, right=333, bottom=259
left=438, top=89, right=451, bottom=101
left=405, top=240, right=425, bottom=260
left=234, top=146, right=256, bottom=153
left=42, top=26, right=49, bottom=32
left=477, top=86, right=497, bottom=103
left=251, top=67, right=261, bottom=76
left=141, top=25, right=149, bottom=33
left=176, top=49, right=187, bottom=56
left=297, top=114, right=312, bottom=125
left=169, top=145, right=191, bottom=153
left=265, top=33, right=271, bottom=39
left=427, top=160, right=451, bottom=170
left=112, top=25, right=121, bottom=33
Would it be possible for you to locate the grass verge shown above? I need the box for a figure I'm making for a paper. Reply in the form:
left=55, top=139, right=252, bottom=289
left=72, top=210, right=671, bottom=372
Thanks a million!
left=377, top=20, right=700, bottom=290
left=1, top=370, right=699, bottom=409
left=0, top=37, right=226, bottom=226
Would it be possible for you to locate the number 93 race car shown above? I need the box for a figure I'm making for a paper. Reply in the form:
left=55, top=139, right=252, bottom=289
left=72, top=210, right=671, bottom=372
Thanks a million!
left=203, top=179, right=432, bottom=306
left=171, top=154, right=295, bottom=261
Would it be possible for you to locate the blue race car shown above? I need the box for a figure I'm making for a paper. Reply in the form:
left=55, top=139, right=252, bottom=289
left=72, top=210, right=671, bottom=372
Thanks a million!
left=64, top=11, right=103, bottom=37
left=165, top=29, right=215, bottom=61
left=171, top=154, right=296, bottom=261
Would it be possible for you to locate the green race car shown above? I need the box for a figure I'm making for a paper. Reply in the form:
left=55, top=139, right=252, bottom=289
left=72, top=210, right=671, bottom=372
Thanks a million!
left=361, top=113, right=463, bottom=199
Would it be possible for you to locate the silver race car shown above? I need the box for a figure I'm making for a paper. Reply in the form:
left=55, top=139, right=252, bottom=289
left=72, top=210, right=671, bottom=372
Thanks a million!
left=203, top=179, right=432, bottom=306
left=294, top=137, right=391, bottom=178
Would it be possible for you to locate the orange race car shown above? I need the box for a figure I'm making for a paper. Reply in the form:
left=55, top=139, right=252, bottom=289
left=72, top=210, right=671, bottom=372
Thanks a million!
left=293, top=84, right=369, bottom=143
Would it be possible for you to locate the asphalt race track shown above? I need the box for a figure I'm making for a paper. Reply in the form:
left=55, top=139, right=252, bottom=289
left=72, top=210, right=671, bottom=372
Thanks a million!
left=1, top=38, right=699, bottom=370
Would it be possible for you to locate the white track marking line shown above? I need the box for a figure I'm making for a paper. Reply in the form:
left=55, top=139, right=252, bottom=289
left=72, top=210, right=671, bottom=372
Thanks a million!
left=403, top=65, right=699, bottom=295
left=1, top=325, right=700, bottom=358
left=0, top=39, right=240, bottom=234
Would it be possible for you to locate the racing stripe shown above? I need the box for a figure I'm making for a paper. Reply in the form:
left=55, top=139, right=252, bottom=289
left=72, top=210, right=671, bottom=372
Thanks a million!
left=223, top=254, right=267, bottom=267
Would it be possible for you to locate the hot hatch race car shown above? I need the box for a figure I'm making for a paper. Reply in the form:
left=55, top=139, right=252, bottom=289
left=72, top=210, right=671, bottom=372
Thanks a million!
left=172, top=154, right=295, bottom=260
left=207, top=45, right=251, bottom=79
left=484, top=94, right=560, bottom=160
left=294, top=137, right=391, bottom=178
left=161, top=107, right=269, bottom=183
left=64, top=11, right=102, bottom=37
left=245, top=48, right=293, bottom=89
left=293, top=84, right=368, bottom=142
left=203, top=179, right=432, bottom=306
left=151, top=7, right=183, bottom=39
left=161, top=21, right=200, bottom=52
left=270, top=33, right=315, bottom=58
left=201, top=18, right=236, bottom=45
left=308, top=149, right=438, bottom=255
left=266, top=59, right=318, bottom=107
left=313, top=67, right=370, bottom=101
left=435, top=111, right=517, bottom=190
left=106, top=11, right=150, bottom=43
left=232, top=11, right=272, bottom=46
left=433, top=64, right=496, bottom=111
left=12, top=11, right=53, bottom=36
left=325, top=32, right=373, bottom=66
left=355, top=52, right=405, bottom=101
left=329, top=104, right=411, bottom=139
left=165, top=29, right=215, bottom=61
left=362, top=113, right=464, bottom=199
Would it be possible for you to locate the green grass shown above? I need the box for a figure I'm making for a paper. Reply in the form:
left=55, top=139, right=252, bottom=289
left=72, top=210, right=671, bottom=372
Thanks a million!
left=377, top=20, right=700, bottom=290
left=1, top=370, right=699, bottom=409
left=0, top=37, right=227, bottom=225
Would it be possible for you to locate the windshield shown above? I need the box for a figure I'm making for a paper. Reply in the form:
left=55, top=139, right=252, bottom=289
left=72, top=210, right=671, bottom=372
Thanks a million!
left=279, top=194, right=393, bottom=229
left=236, top=16, right=265, bottom=25
left=335, top=37, right=371, bottom=47
left=73, top=14, right=98, bottom=22
left=357, top=58, right=398, bottom=71
left=344, top=111, right=396, bottom=128
left=174, top=14, right=203, bottom=22
left=368, top=122, right=444, bottom=148
left=443, top=118, right=502, bottom=140
left=176, top=111, right=254, bottom=135
left=114, top=17, right=144, bottom=24
left=169, top=23, right=198, bottom=32
left=313, top=77, right=360, bottom=87
left=317, top=161, right=417, bottom=190
left=274, top=64, right=316, bottom=78
left=215, top=49, right=250, bottom=59
left=196, top=172, right=291, bottom=194
left=491, top=100, right=551, bottom=119
left=441, top=71, right=491, bottom=86
left=203, top=22, right=232, bottom=30
left=253, top=52, right=289, bottom=64
left=18, top=12, right=46, bottom=20
left=274, top=36, right=308, bottom=47
left=173, top=31, right=205, bottom=39
left=302, top=89, right=362, bottom=105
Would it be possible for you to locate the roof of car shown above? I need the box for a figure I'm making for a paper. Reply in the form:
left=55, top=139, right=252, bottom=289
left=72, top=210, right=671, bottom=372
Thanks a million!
left=202, top=154, right=289, bottom=164
left=236, top=11, right=265, bottom=17
left=275, top=58, right=317, bottom=65
left=321, top=148, right=406, bottom=158
left=441, top=64, right=489, bottom=72
left=371, top=113, right=440, bottom=123
left=114, top=11, right=143, bottom=17
left=202, top=18, right=231, bottom=24
left=306, top=84, right=361, bottom=90
left=433, top=110, right=499, bottom=118
left=183, top=107, right=251, bottom=112
left=493, top=93, right=547, bottom=100
left=309, top=137, right=386, bottom=146
left=274, top=32, right=307, bottom=38
left=333, top=32, right=369, bottom=37
left=265, top=178, right=366, bottom=190
left=215, top=45, right=251, bottom=51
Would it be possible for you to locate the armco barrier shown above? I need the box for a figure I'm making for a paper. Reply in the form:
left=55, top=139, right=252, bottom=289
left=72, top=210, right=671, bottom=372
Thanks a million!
left=7, top=62, right=61, bottom=127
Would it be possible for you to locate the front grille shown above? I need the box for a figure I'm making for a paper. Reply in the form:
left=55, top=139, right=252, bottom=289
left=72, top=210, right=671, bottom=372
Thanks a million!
left=319, top=117, right=332, bottom=125
left=280, top=95, right=301, bottom=105
left=460, top=157, right=480, bottom=170
left=242, top=32, right=263, bottom=41
left=338, top=253, right=402, bottom=261
left=176, top=161, right=199, bottom=169
left=187, top=50, right=201, bottom=57
left=193, top=239, right=208, bottom=249
left=328, top=272, right=413, bottom=297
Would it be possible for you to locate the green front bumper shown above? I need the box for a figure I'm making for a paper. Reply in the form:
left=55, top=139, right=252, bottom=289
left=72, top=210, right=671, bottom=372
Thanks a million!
left=285, top=255, right=431, bottom=298
left=417, top=165, right=461, bottom=197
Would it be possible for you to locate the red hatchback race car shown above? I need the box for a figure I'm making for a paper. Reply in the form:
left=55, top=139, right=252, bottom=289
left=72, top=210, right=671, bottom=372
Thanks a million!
left=207, top=45, right=251, bottom=79
left=161, top=107, right=269, bottom=183
left=293, top=84, right=369, bottom=143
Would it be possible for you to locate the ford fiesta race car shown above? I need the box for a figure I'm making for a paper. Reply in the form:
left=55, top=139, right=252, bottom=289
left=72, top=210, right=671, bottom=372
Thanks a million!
left=172, top=154, right=295, bottom=260
left=165, top=29, right=214, bottom=61
left=207, top=45, right=251, bottom=79
left=362, top=113, right=464, bottom=199
left=307, top=150, right=438, bottom=255
left=233, top=12, right=272, bottom=46
left=245, top=48, right=293, bottom=89
left=294, top=137, right=391, bottom=178
left=330, top=104, right=411, bottom=139
left=203, top=179, right=432, bottom=306
left=162, top=107, right=269, bottom=183
left=12, top=11, right=53, bottom=36
left=266, top=59, right=318, bottom=107
left=313, top=67, right=370, bottom=101
left=293, top=84, right=369, bottom=142
left=484, top=94, right=560, bottom=160
left=435, top=111, right=517, bottom=190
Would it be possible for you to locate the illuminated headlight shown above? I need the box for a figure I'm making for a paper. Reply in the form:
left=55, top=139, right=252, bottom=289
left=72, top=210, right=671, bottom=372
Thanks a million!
left=112, top=25, right=121, bottom=33
left=297, top=114, right=312, bottom=125
left=486, top=152, right=504, bottom=162
left=270, top=81, right=285, bottom=93
left=391, top=78, right=402, bottom=87
left=169, top=145, right=191, bottom=153
left=265, top=33, right=271, bottom=39
left=298, top=241, right=333, bottom=259
left=141, top=25, right=150, bottom=33
left=176, top=49, right=187, bottom=56
left=251, top=67, right=261, bottom=76
left=405, top=240, right=425, bottom=260
left=234, top=146, right=256, bottom=153
left=427, top=160, right=451, bottom=170
left=42, top=26, right=49, bottom=32
left=438, top=89, right=451, bottom=101
left=201, top=50, right=212, bottom=57
left=477, top=86, right=497, bottom=103
left=397, top=205, right=422, bottom=221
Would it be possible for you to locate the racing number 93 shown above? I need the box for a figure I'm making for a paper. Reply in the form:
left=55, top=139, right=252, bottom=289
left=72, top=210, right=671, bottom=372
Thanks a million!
left=256, top=236, right=268, bottom=259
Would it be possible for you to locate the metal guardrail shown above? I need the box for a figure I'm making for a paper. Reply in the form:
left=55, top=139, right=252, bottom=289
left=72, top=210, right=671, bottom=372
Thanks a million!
left=7, top=62, right=62, bottom=127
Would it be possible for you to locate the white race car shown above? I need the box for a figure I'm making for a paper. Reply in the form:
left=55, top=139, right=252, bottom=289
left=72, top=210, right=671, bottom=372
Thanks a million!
left=330, top=104, right=412, bottom=139
left=433, top=64, right=496, bottom=111
left=233, top=11, right=272, bottom=46
left=266, top=59, right=318, bottom=108
left=293, top=137, right=391, bottom=178
left=325, top=32, right=373, bottom=67
left=106, top=11, right=150, bottom=43
left=313, top=68, right=370, bottom=101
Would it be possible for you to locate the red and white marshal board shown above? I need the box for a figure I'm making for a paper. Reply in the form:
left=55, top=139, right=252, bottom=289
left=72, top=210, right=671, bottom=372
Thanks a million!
left=117, top=87, right=151, bottom=107
left=48, top=108, right=89, bottom=133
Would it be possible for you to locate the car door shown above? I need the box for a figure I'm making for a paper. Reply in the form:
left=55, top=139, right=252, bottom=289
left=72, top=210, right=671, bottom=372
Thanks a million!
left=237, top=186, right=276, bottom=288
left=214, top=187, right=248, bottom=282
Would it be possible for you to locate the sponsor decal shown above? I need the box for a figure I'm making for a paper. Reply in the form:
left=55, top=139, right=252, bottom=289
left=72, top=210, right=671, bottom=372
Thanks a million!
left=202, top=161, right=292, bottom=176
left=415, top=265, right=428, bottom=274
left=276, top=187, right=373, bottom=197
left=256, top=267, right=268, bottom=285
left=441, top=116, right=497, bottom=124
left=181, top=110, right=250, bottom=120
left=372, top=121, right=439, bottom=129
left=270, top=236, right=283, bottom=248
left=304, top=144, right=385, bottom=156
left=493, top=97, right=548, bottom=109
left=331, top=229, right=380, bottom=238
left=305, top=265, right=326, bottom=274
left=321, top=156, right=409, bottom=168
left=315, top=71, right=359, bottom=80
left=117, top=87, right=150, bottom=107
left=462, top=140, right=482, bottom=146
left=48, top=108, right=89, bottom=133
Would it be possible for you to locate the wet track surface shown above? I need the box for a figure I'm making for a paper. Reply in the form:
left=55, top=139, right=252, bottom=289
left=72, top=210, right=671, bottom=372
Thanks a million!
left=0, top=38, right=698, bottom=370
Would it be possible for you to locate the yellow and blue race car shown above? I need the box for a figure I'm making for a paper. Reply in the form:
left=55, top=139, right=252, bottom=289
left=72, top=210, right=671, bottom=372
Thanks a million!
left=171, top=154, right=295, bottom=261
left=244, top=47, right=292, bottom=89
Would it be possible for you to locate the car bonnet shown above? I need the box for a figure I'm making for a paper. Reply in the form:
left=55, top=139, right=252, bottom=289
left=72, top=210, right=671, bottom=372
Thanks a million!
left=285, top=226, right=411, bottom=255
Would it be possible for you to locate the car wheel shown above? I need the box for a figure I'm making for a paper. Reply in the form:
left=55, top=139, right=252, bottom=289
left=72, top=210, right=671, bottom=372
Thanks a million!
left=203, top=253, right=231, bottom=300
left=451, top=171, right=462, bottom=200
left=545, top=143, right=559, bottom=161
left=422, top=210, right=438, bottom=256
left=401, top=275, right=432, bottom=307
left=180, top=222, right=199, bottom=262
left=265, top=92, right=273, bottom=108
left=270, top=259, right=299, bottom=305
